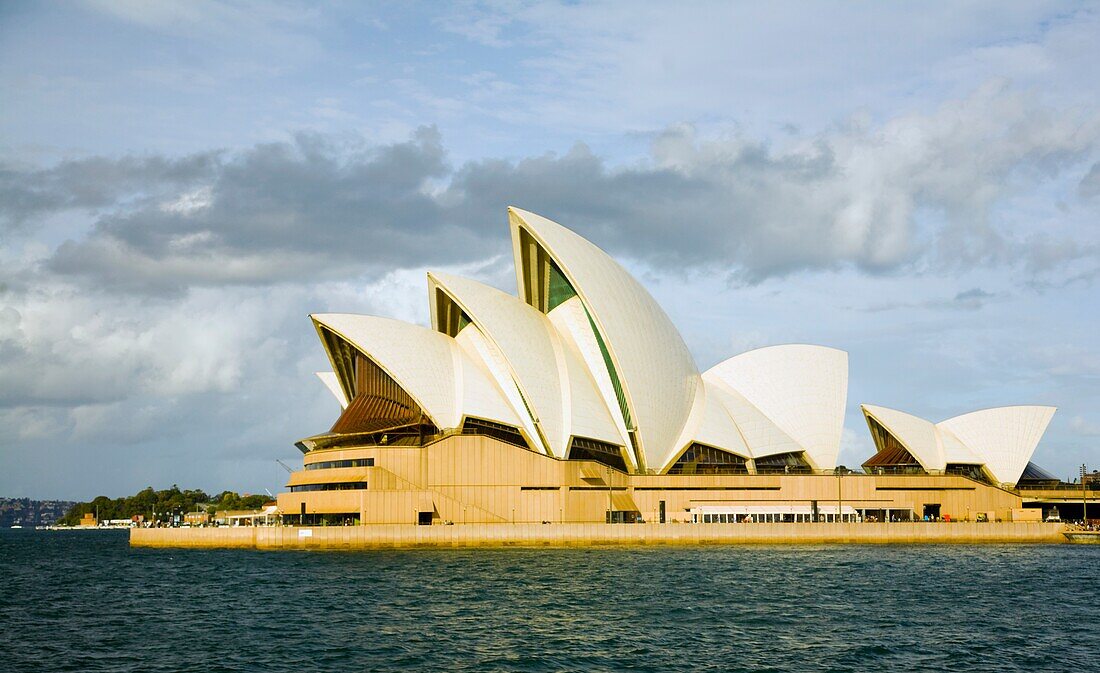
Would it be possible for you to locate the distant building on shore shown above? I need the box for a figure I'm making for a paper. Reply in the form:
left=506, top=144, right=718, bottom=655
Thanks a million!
left=184, top=512, right=209, bottom=526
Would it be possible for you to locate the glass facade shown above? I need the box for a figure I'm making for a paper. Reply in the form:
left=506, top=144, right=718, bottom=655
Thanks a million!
left=304, top=458, right=374, bottom=471
left=754, top=451, right=812, bottom=474
left=434, top=287, right=472, bottom=337
left=945, top=463, right=989, bottom=483
left=289, top=482, right=368, bottom=492
left=462, top=417, right=529, bottom=449
left=584, top=307, right=633, bottom=433
left=546, top=260, right=577, bottom=312
left=667, top=443, right=749, bottom=475
left=568, top=436, right=627, bottom=472
left=862, top=416, right=925, bottom=474
left=1017, top=461, right=1061, bottom=488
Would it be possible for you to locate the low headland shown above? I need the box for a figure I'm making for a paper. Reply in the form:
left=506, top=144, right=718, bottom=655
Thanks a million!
left=44, top=486, right=272, bottom=529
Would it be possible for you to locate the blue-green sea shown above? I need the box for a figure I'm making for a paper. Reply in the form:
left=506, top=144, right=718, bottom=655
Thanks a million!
left=1, top=528, right=1097, bottom=672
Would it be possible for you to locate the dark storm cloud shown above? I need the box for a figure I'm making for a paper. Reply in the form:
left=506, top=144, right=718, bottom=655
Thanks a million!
left=37, top=128, right=484, bottom=293
left=1080, top=161, right=1100, bottom=198
left=0, top=152, right=221, bottom=232
left=13, top=126, right=843, bottom=292
left=446, top=135, right=846, bottom=281
left=6, top=84, right=1100, bottom=295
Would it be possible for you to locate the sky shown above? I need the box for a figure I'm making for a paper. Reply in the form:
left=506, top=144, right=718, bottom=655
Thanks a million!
left=2, top=1, right=1099, bottom=500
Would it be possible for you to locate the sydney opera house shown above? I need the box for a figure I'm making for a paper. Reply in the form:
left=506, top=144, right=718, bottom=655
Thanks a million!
left=277, top=208, right=1066, bottom=525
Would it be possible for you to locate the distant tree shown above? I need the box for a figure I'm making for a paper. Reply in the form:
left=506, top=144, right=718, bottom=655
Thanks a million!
left=59, top=486, right=213, bottom=525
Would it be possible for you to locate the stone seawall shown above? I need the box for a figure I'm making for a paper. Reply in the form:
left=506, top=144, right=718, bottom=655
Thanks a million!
left=131, top=522, right=1067, bottom=549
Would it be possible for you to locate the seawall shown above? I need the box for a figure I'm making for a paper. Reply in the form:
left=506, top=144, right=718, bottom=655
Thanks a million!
left=130, top=522, right=1068, bottom=550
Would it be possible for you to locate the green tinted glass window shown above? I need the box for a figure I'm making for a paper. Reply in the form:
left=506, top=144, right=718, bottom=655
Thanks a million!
left=546, top=261, right=577, bottom=312
left=584, top=308, right=632, bottom=430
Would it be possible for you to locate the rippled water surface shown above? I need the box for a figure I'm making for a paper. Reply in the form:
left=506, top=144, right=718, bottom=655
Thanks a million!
left=2, top=529, right=1098, bottom=672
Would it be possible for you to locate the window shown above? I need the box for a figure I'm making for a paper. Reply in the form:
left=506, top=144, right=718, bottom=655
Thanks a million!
left=754, top=451, right=812, bottom=474
left=434, top=288, right=472, bottom=337
left=1017, top=461, right=1061, bottom=488
left=462, top=417, right=529, bottom=449
left=584, top=307, right=633, bottom=432
left=546, top=260, right=577, bottom=311
left=568, top=436, right=627, bottom=472
left=945, top=464, right=989, bottom=483
left=289, top=482, right=367, bottom=492
left=667, top=443, right=748, bottom=475
left=305, top=458, right=374, bottom=470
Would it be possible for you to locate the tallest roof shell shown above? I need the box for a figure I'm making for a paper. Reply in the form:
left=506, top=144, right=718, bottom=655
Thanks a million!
left=508, top=207, right=701, bottom=471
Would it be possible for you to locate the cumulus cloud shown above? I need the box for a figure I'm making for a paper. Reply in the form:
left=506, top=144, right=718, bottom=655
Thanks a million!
left=0, top=283, right=302, bottom=408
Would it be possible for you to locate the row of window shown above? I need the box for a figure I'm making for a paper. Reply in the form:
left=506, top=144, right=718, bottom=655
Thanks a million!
left=692, top=512, right=859, bottom=524
left=289, top=482, right=368, bottom=492
left=304, top=458, right=375, bottom=471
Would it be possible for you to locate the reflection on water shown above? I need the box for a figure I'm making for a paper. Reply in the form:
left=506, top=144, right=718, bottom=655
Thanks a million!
left=1, top=529, right=1096, bottom=672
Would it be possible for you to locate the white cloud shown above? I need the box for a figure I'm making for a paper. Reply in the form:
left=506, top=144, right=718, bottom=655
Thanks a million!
left=160, top=186, right=212, bottom=215
left=1070, top=416, right=1100, bottom=437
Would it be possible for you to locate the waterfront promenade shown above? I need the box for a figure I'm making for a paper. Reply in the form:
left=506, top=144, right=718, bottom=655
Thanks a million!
left=131, top=521, right=1067, bottom=549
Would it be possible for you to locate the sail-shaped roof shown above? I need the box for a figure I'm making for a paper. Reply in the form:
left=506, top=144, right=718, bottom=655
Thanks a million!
left=937, top=406, right=1056, bottom=485
left=860, top=403, right=1057, bottom=484
left=427, top=271, right=623, bottom=457
left=861, top=404, right=944, bottom=471
left=704, top=377, right=803, bottom=459
left=315, top=371, right=348, bottom=409
left=686, top=381, right=753, bottom=459
left=508, top=207, right=701, bottom=471
left=311, top=313, right=522, bottom=432
left=705, top=345, right=847, bottom=469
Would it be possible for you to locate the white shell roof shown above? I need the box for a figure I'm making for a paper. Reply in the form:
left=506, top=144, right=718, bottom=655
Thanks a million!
left=311, top=313, right=522, bottom=432
left=453, top=326, right=547, bottom=454
left=428, top=272, right=625, bottom=456
left=687, top=380, right=752, bottom=459
left=315, top=371, right=348, bottom=409
left=705, top=345, right=848, bottom=469
left=705, top=377, right=802, bottom=459
left=937, top=406, right=1056, bottom=485
left=937, top=427, right=983, bottom=465
left=861, top=404, right=944, bottom=471
left=861, top=403, right=1057, bottom=484
left=557, top=322, right=629, bottom=449
left=428, top=272, right=617, bottom=457
left=509, top=207, right=701, bottom=471
left=548, top=296, right=636, bottom=467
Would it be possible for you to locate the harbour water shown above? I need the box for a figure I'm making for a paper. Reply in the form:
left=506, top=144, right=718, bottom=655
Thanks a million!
left=2, top=528, right=1097, bottom=672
